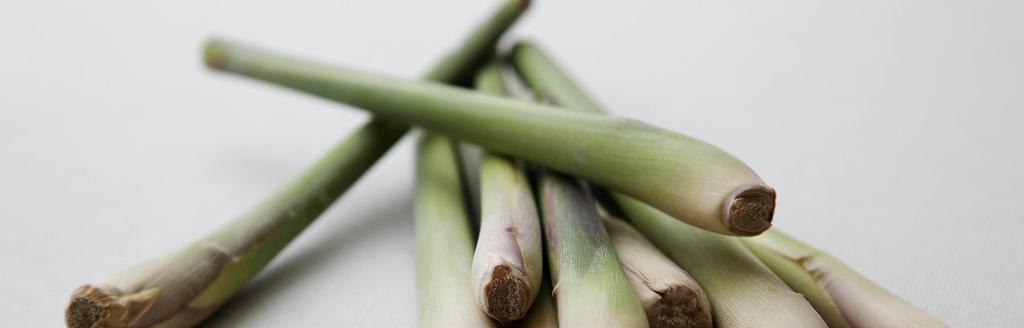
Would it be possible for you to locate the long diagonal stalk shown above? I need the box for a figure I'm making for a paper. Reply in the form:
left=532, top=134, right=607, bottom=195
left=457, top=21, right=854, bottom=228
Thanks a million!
left=509, top=41, right=826, bottom=327
left=203, top=40, right=775, bottom=237
left=603, top=216, right=712, bottom=328
left=741, top=230, right=947, bottom=328
left=415, top=133, right=496, bottom=327
left=64, top=1, right=530, bottom=327
left=469, top=62, right=544, bottom=322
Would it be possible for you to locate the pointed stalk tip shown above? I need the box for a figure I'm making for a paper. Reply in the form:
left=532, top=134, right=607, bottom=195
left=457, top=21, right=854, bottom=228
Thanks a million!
left=203, top=39, right=230, bottom=71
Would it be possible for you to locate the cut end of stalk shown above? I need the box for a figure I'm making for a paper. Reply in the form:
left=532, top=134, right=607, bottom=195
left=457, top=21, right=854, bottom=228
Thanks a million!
left=723, top=185, right=776, bottom=236
left=517, top=0, right=532, bottom=10
left=67, top=287, right=113, bottom=328
left=66, top=284, right=158, bottom=328
left=483, top=265, right=531, bottom=322
left=649, top=285, right=713, bottom=328
left=203, top=40, right=229, bottom=71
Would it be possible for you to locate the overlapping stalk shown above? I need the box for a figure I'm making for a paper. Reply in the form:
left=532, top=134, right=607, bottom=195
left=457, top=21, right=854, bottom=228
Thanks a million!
left=614, top=198, right=826, bottom=327
left=516, top=277, right=558, bottom=328
left=415, top=133, right=496, bottom=327
left=603, top=216, right=713, bottom=328
left=63, top=1, right=530, bottom=327
left=469, top=61, right=644, bottom=326
left=470, top=62, right=544, bottom=322
left=741, top=230, right=947, bottom=328
left=203, top=40, right=775, bottom=236
left=538, top=172, right=648, bottom=327
left=509, top=41, right=826, bottom=327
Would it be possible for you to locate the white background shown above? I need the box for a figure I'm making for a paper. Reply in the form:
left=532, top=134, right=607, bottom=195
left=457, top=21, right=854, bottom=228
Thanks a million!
left=1, top=0, right=1022, bottom=326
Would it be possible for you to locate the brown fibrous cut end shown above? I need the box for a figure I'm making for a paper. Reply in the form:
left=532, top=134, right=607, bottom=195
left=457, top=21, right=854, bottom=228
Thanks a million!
left=483, top=265, right=531, bottom=322
left=66, top=285, right=120, bottom=328
left=649, top=285, right=713, bottom=328
left=724, top=186, right=776, bottom=236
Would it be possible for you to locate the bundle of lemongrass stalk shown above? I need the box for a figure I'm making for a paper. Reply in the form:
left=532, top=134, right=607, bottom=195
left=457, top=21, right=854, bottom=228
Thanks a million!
left=65, top=1, right=947, bottom=327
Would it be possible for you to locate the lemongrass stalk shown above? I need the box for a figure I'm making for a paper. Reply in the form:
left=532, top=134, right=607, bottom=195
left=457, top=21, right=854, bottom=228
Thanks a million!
left=516, top=276, right=558, bottom=328
left=64, top=2, right=530, bottom=326
left=469, top=62, right=543, bottom=322
left=538, top=172, right=648, bottom=327
left=615, top=197, right=826, bottom=327
left=65, top=120, right=406, bottom=328
left=203, top=42, right=774, bottom=237
left=508, top=42, right=825, bottom=327
left=509, top=40, right=781, bottom=236
left=603, top=217, right=712, bottom=328
left=415, top=133, right=496, bottom=327
left=741, top=230, right=947, bottom=328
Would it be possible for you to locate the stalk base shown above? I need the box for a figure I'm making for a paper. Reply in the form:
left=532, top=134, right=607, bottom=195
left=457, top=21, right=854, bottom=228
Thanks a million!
left=724, top=185, right=776, bottom=235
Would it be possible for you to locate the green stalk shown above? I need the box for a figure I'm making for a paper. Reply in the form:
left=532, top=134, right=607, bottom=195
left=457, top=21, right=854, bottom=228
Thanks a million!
left=603, top=216, right=712, bottom=328
left=539, top=172, right=648, bottom=327
left=203, top=41, right=775, bottom=237
left=415, top=133, right=496, bottom=327
left=470, top=62, right=544, bottom=322
left=509, top=41, right=825, bottom=327
left=741, top=230, right=947, bottom=328
left=64, top=1, right=529, bottom=327
left=616, top=197, right=826, bottom=327
left=509, top=41, right=781, bottom=236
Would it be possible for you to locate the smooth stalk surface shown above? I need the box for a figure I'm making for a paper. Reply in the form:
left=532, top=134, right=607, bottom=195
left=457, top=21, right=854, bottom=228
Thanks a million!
left=470, top=62, right=544, bottom=322
left=203, top=40, right=774, bottom=236
left=539, top=172, right=648, bottom=328
left=65, top=1, right=529, bottom=326
left=515, top=276, right=558, bottom=328
left=604, top=217, right=713, bottom=328
left=508, top=41, right=825, bottom=327
left=742, top=230, right=947, bottom=328
left=415, top=134, right=496, bottom=328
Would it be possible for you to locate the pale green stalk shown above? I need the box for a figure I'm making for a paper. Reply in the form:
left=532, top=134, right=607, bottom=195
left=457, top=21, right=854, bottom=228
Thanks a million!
left=509, top=41, right=781, bottom=236
left=64, top=2, right=529, bottom=326
left=203, top=40, right=775, bottom=237
left=470, top=62, right=543, bottom=322
left=742, top=230, right=947, bottom=328
left=415, top=133, right=496, bottom=328
left=509, top=41, right=825, bottom=327
left=515, top=276, right=557, bottom=328
left=539, top=172, right=648, bottom=328
left=603, top=217, right=712, bottom=328
left=616, top=198, right=826, bottom=327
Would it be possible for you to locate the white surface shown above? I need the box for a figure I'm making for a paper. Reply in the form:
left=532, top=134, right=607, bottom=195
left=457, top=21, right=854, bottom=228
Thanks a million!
left=1, top=0, right=1022, bottom=326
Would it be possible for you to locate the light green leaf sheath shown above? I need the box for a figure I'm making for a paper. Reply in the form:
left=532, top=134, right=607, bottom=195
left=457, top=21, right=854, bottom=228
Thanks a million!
left=203, top=38, right=775, bottom=237
left=516, top=276, right=558, bottom=328
left=617, top=197, right=826, bottom=328
left=742, top=230, right=948, bottom=328
left=470, top=62, right=544, bottom=322
left=415, top=134, right=497, bottom=328
left=508, top=41, right=825, bottom=328
left=603, top=217, right=713, bottom=328
left=539, top=173, right=648, bottom=328
left=64, top=1, right=530, bottom=327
